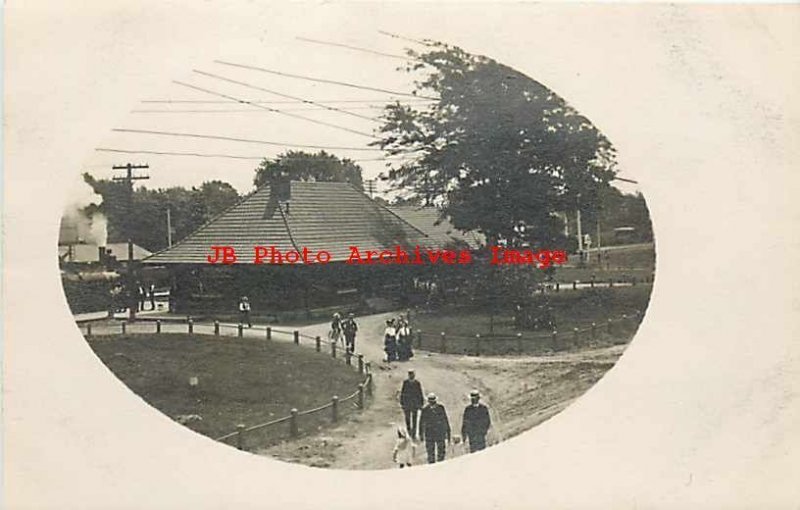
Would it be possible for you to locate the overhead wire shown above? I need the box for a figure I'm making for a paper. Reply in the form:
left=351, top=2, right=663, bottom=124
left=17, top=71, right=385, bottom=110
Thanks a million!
left=110, top=128, right=385, bottom=151
left=214, top=60, right=438, bottom=100
left=172, top=80, right=378, bottom=139
left=295, top=36, right=417, bottom=61
left=95, top=147, right=415, bottom=163
left=191, top=69, right=381, bottom=122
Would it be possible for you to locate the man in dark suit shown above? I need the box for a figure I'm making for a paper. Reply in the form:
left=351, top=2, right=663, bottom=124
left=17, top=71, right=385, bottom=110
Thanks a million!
left=419, top=393, right=451, bottom=463
left=461, top=389, right=492, bottom=453
left=399, top=369, right=424, bottom=439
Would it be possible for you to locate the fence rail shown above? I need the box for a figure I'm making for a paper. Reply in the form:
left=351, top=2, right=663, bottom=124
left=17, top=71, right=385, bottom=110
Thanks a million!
left=78, top=318, right=375, bottom=451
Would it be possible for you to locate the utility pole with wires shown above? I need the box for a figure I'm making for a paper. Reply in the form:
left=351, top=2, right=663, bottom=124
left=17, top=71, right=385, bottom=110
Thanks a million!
left=113, top=163, right=150, bottom=321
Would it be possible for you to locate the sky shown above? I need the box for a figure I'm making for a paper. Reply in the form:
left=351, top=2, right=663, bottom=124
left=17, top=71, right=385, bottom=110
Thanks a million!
left=70, top=4, right=641, bottom=206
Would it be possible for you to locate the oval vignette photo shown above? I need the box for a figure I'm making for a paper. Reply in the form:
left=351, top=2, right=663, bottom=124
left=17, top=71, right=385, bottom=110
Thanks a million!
left=58, top=38, right=655, bottom=470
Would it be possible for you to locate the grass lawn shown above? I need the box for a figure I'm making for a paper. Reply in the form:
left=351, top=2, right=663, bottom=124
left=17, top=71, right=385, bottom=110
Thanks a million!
left=87, top=334, right=365, bottom=448
left=412, top=285, right=652, bottom=355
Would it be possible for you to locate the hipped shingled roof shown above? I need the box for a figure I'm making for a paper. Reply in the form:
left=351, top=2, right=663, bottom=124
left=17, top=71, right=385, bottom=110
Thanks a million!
left=144, top=181, right=475, bottom=265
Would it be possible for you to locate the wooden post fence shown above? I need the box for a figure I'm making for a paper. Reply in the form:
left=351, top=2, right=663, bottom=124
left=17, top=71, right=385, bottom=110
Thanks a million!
left=238, top=323, right=243, bottom=337
left=293, top=330, right=299, bottom=345
left=591, top=322, right=597, bottom=340
left=516, top=332, right=523, bottom=353
left=86, top=324, right=92, bottom=337
left=289, top=409, right=298, bottom=437
left=357, top=354, right=364, bottom=374
left=121, top=322, right=126, bottom=334
left=214, top=320, right=220, bottom=336
left=331, top=396, right=339, bottom=423
left=358, top=384, right=365, bottom=409
left=236, top=424, right=245, bottom=450
left=331, top=341, right=337, bottom=359
left=573, top=327, right=579, bottom=344
left=475, top=334, right=481, bottom=356
left=440, top=332, right=447, bottom=354
left=315, top=335, right=321, bottom=352
left=156, top=320, right=161, bottom=333
left=188, top=318, right=194, bottom=334
left=345, top=350, right=352, bottom=366
left=266, top=327, right=272, bottom=340
left=551, top=330, right=558, bottom=350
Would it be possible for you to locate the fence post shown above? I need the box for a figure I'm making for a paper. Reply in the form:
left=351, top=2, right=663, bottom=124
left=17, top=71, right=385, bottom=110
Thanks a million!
left=187, top=316, right=193, bottom=334
left=551, top=330, right=558, bottom=350
left=214, top=320, right=220, bottom=336
left=607, top=318, right=613, bottom=335
left=609, top=278, right=614, bottom=288
left=622, top=314, right=628, bottom=330
left=632, top=277, right=637, bottom=286
left=331, top=396, right=339, bottom=423
left=315, top=336, right=321, bottom=352
left=366, top=373, right=373, bottom=397
left=358, top=383, right=365, bottom=409
left=516, top=332, right=522, bottom=353
left=573, top=327, right=579, bottom=345
left=475, top=334, right=481, bottom=357
left=345, top=350, right=352, bottom=366
left=555, top=282, right=560, bottom=292
left=572, top=281, right=577, bottom=290
left=293, top=330, right=299, bottom=345
left=289, top=409, right=298, bottom=438
left=156, top=320, right=161, bottom=334
left=121, top=322, right=126, bottom=334
left=416, top=329, right=423, bottom=349
left=591, top=322, right=597, bottom=340
left=236, top=424, right=246, bottom=451
left=331, top=341, right=337, bottom=359
left=266, top=326, right=272, bottom=340
left=357, top=354, right=364, bottom=374
left=86, top=324, right=93, bottom=337
left=238, top=323, right=243, bottom=337
left=440, top=332, right=447, bottom=354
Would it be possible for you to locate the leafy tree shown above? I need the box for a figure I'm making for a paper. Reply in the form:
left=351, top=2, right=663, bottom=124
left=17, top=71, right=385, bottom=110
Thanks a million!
left=375, top=43, right=617, bottom=249
left=253, top=150, right=364, bottom=189
left=81, top=173, right=240, bottom=252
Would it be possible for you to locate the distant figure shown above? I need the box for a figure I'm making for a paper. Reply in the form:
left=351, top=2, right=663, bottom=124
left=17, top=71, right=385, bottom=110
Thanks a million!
left=137, top=284, right=146, bottom=312
left=419, top=393, right=451, bottom=464
left=584, top=233, right=593, bottom=251
left=342, top=312, right=358, bottom=354
left=400, top=369, right=424, bottom=439
left=168, top=283, right=177, bottom=313
left=148, top=283, right=156, bottom=311
left=384, top=319, right=398, bottom=362
left=461, top=390, right=492, bottom=453
left=392, top=427, right=417, bottom=468
left=238, top=296, right=252, bottom=327
left=396, top=317, right=413, bottom=361
left=329, top=313, right=343, bottom=346
left=109, top=283, right=123, bottom=316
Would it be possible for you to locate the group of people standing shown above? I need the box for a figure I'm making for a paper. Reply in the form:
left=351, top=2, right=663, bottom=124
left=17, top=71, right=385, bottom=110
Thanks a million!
left=329, top=312, right=359, bottom=354
left=394, top=369, right=492, bottom=467
left=384, top=316, right=413, bottom=362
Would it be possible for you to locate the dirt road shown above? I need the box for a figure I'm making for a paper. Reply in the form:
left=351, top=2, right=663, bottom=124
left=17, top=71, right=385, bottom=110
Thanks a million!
left=260, top=312, right=625, bottom=469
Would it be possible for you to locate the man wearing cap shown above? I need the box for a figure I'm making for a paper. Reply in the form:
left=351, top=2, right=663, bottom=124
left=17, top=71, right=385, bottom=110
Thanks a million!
left=418, top=393, right=451, bottom=463
left=342, top=312, right=358, bottom=354
left=461, top=390, right=492, bottom=453
left=399, top=369, right=424, bottom=439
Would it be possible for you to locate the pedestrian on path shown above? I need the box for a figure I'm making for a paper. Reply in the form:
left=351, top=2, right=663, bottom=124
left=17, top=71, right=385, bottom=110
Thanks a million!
left=148, top=283, right=156, bottom=311
left=419, top=393, right=451, bottom=464
left=329, top=313, right=343, bottom=346
left=461, top=389, right=492, bottom=453
left=392, top=427, right=417, bottom=468
left=384, top=319, right=398, bottom=362
left=342, top=312, right=358, bottom=354
left=399, top=369, right=424, bottom=439
left=238, top=296, right=252, bottom=328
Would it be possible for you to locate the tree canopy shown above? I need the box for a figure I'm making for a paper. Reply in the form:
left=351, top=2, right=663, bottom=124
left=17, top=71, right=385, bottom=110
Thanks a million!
left=376, top=43, right=617, bottom=248
left=253, top=150, right=364, bottom=189
left=82, top=174, right=240, bottom=252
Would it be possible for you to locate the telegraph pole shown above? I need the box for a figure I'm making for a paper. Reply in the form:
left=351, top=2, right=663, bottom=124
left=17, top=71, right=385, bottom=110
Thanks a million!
left=113, top=163, right=150, bottom=321
left=166, top=208, right=173, bottom=247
